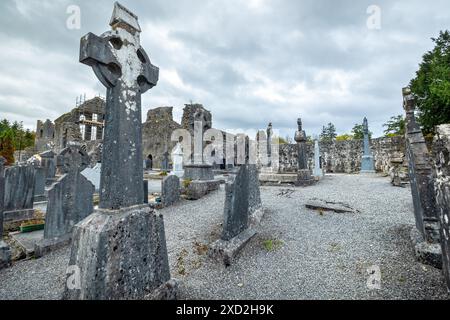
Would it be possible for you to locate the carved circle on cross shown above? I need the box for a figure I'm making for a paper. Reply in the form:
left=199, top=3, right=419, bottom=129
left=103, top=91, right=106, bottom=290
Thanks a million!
left=58, top=145, right=90, bottom=174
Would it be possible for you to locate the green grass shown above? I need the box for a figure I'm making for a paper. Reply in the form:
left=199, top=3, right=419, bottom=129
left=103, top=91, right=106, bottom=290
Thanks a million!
left=262, top=239, right=284, bottom=252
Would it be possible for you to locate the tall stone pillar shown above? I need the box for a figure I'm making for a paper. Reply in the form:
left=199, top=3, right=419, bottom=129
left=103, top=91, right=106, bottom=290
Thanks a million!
left=360, top=117, right=376, bottom=173
left=313, top=139, right=323, bottom=178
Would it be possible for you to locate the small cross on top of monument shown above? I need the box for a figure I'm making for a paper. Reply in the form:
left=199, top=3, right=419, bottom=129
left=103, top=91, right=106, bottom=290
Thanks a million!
left=80, top=1, right=158, bottom=93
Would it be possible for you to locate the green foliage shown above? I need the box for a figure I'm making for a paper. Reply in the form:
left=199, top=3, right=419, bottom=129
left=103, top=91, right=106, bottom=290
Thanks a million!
left=0, top=129, right=15, bottom=165
left=0, top=119, right=35, bottom=152
left=320, top=123, right=337, bottom=142
left=410, top=30, right=450, bottom=133
left=182, top=179, right=192, bottom=189
left=383, top=115, right=405, bottom=137
left=335, top=134, right=353, bottom=141
left=351, top=124, right=372, bottom=140
left=277, top=136, right=288, bottom=144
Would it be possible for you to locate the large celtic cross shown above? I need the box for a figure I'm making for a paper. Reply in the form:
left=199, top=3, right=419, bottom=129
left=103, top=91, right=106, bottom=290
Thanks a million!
left=79, top=2, right=159, bottom=209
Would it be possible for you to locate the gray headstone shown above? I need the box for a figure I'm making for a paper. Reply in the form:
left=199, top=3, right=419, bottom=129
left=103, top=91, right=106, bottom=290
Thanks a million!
left=222, top=165, right=250, bottom=241
left=4, top=164, right=35, bottom=213
left=161, top=175, right=180, bottom=207
left=43, top=145, right=94, bottom=240
left=403, top=87, right=440, bottom=244
left=33, top=166, right=46, bottom=201
left=40, top=150, right=56, bottom=185
left=65, top=2, right=174, bottom=300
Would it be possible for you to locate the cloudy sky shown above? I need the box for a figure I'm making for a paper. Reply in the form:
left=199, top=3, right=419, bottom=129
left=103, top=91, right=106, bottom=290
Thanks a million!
left=0, top=0, right=449, bottom=138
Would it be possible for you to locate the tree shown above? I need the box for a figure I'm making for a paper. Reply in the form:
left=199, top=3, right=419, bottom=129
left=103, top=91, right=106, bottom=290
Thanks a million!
left=383, top=115, right=405, bottom=137
left=0, top=119, right=35, bottom=152
left=0, top=129, right=15, bottom=165
left=320, top=123, right=337, bottom=142
left=336, top=134, right=353, bottom=141
left=410, top=30, right=450, bottom=133
left=351, top=124, right=372, bottom=140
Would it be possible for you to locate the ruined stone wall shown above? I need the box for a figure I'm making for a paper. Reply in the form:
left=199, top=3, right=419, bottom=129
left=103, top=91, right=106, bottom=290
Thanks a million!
left=142, top=107, right=181, bottom=169
left=276, top=136, right=407, bottom=174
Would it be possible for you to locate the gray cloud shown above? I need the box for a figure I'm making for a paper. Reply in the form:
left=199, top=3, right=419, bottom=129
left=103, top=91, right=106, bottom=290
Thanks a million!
left=0, top=0, right=449, bottom=138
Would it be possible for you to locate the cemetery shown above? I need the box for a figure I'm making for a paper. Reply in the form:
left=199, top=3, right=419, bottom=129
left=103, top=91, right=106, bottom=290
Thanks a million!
left=1, top=1, right=450, bottom=302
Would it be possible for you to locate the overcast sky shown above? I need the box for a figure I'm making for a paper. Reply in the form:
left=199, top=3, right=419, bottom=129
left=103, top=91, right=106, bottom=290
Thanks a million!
left=0, top=0, right=449, bottom=138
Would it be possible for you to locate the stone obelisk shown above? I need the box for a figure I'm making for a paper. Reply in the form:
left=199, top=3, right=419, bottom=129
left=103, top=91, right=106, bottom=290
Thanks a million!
left=360, top=117, right=376, bottom=174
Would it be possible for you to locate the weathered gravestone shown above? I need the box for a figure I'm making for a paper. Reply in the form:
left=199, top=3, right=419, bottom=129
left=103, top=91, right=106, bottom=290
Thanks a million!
left=40, top=150, right=57, bottom=186
left=403, top=87, right=441, bottom=268
left=0, top=157, right=11, bottom=270
left=64, top=2, right=176, bottom=300
left=35, top=145, right=94, bottom=257
left=313, top=138, right=323, bottom=178
left=161, top=175, right=180, bottom=207
left=33, top=164, right=46, bottom=202
left=209, top=164, right=261, bottom=266
left=294, top=118, right=314, bottom=186
left=433, top=124, right=450, bottom=289
left=161, top=151, right=170, bottom=171
left=248, top=164, right=263, bottom=226
left=3, top=164, right=35, bottom=223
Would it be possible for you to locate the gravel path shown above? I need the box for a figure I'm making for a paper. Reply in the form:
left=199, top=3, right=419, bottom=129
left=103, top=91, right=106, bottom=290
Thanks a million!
left=0, top=174, right=448, bottom=300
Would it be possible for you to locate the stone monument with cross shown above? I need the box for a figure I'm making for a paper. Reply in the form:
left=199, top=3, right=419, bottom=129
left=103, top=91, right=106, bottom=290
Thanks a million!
left=35, top=145, right=94, bottom=257
left=0, top=157, right=11, bottom=270
left=360, top=117, right=376, bottom=173
left=64, top=2, right=176, bottom=300
left=294, top=118, right=314, bottom=186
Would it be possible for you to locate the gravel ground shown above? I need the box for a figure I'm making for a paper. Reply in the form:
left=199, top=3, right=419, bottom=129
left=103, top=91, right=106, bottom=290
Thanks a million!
left=0, top=174, right=448, bottom=300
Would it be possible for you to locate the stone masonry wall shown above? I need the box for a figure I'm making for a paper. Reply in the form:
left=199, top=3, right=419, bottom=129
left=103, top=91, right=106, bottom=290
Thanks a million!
left=277, top=136, right=407, bottom=175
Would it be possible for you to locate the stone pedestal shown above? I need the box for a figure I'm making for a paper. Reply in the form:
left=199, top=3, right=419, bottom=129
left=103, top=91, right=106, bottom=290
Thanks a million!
left=361, top=155, right=376, bottom=174
left=296, top=169, right=315, bottom=186
left=183, top=164, right=214, bottom=181
left=410, top=227, right=442, bottom=269
left=64, top=205, right=176, bottom=300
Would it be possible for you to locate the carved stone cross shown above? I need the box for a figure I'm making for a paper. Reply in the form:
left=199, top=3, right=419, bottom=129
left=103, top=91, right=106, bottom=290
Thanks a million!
left=79, top=2, right=159, bottom=209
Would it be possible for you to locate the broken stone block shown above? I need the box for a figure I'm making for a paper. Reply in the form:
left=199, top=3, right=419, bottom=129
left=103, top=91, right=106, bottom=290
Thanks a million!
left=185, top=180, right=220, bottom=200
left=64, top=205, right=173, bottom=300
left=305, top=198, right=359, bottom=214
